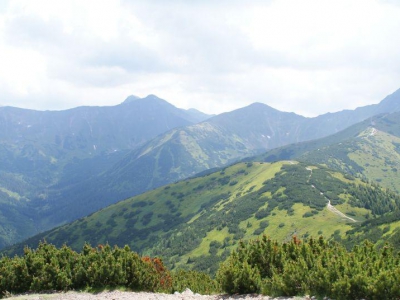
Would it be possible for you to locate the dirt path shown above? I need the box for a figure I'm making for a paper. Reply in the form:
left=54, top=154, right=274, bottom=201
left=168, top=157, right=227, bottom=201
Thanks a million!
left=6, top=290, right=309, bottom=300
left=305, top=167, right=356, bottom=223
left=326, top=200, right=356, bottom=222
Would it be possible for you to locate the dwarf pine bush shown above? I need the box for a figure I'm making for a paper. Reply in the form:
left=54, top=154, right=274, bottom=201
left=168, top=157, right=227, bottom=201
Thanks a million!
left=0, top=242, right=171, bottom=297
left=2, top=238, right=399, bottom=299
left=217, top=235, right=400, bottom=299
left=0, top=242, right=221, bottom=298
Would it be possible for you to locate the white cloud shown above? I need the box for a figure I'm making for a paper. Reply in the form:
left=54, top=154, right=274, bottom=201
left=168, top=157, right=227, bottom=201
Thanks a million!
left=0, top=0, right=400, bottom=116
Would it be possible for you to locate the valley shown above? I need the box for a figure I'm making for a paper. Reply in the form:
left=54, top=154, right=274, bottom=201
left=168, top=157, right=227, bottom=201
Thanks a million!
left=1, top=89, right=400, bottom=281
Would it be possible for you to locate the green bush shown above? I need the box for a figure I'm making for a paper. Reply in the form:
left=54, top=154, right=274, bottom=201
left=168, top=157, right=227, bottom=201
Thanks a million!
left=302, top=212, right=313, bottom=218
left=217, top=252, right=261, bottom=294
left=217, top=236, right=400, bottom=299
left=0, top=242, right=172, bottom=297
left=172, top=270, right=220, bottom=295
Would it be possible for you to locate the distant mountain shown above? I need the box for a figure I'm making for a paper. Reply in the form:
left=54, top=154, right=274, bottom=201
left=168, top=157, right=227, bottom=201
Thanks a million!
left=112, top=102, right=308, bottom=183
left=256, top=112, right=400, bottom=193
left=34, top=103, right=309, bottom=226
left=297, top=88, right=400, bottom=140
left=105, top=88, right=400, bottom=197
left=0, top=94, right=209, bottom=192
left=31, top=90, right=400, bottom=231
left=0, top=95, right=210, bottom=248
left=6, top=161, right=400, bottom=274
left=2, top=88, right=400, bottom=249
left=0, top=95, right=206, bottom=157
left=184, top=108, right=214, bottom=123
left=122, top=95, right=141, bottom=104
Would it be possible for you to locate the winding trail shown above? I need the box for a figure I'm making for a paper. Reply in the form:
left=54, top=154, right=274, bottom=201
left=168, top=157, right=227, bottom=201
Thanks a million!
left=326, top=200, right=356, bottom=222
left=306, top=167, right=357, bottom=223
left=6, top=290, right=308, bottom=300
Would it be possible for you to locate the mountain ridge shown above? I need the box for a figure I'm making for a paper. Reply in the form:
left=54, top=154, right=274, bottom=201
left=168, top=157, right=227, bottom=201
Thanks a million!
left=19, top=90, right=400, bottom=237
left=0, top=95, right=212, bottom=248
left=2, top=89, right=400, bottom=249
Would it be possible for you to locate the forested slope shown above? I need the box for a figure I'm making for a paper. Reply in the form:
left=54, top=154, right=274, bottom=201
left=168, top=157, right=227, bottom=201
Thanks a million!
left=6, top=161, right=400, bottom=275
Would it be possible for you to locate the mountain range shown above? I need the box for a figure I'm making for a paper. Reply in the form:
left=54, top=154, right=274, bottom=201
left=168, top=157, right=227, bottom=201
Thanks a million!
left=0, top=95, right=210, bottom=248
left=1, top=88, right=400, bottom=252
left=33, top=89, right=400, bottom=228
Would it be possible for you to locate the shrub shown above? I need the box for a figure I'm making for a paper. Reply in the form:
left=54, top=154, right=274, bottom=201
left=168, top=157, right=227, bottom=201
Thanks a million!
left=0, top=242, right=172, bottom=296
left=172, top=270, right=220, bottom=294
left=302, top=212, right=313, bottom=218
left=255, top=209, right=269, bottom=220
left=217, top=252, right=261, bottom=294
left=216, top=236, right=400, bottom=299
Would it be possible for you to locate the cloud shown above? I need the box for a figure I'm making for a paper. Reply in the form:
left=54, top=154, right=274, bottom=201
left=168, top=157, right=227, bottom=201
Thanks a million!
left=0, top=0, right=400, bottom=116
left=5, top=14, right=65, bottom=48
left=81, top=41, right=168, bottom=74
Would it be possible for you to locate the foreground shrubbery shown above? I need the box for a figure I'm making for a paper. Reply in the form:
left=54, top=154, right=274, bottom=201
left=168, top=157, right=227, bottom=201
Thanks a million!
left=171, top=269, right=220, bottom=295
left=2, top=238, right=400, bottom=299
left=217, top=235, right=400, bottom=299
left=0, top=242, right=217, bottom=298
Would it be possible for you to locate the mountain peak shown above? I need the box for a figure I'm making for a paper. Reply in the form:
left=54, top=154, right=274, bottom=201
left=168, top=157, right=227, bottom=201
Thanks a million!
left=247, top=102, right=277, bottom=111
left=143, top=94, right=162, bottom=101
left=122, top=95, right=141, bottom=104
left=122, top=94, right=165, bottom=105
left=244, top=102, right=304, bottom=119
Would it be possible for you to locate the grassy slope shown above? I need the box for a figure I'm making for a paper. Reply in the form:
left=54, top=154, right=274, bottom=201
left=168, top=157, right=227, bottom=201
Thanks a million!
left=7, top=160, right=400, bottom=274
left=256, top=112, right=400, bottom=193
left=300, top=128, right=400, bottom=193
left=348, top=129, right=400, bottom=191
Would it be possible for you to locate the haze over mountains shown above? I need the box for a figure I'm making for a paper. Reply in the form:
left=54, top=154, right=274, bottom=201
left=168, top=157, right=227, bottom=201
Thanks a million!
left=0, top=95, right=211, bottom=247
left=1, top=88, right=400, bottom=251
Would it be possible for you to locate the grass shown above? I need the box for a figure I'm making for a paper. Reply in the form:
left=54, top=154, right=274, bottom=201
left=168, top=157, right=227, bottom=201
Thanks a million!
left=251, top=204, right=352, bottom=241
left=186, top=227, right=231, bottom=258
left=348, top=129, right=400, bottom=193
left=334, top=203, right=369, bottom=222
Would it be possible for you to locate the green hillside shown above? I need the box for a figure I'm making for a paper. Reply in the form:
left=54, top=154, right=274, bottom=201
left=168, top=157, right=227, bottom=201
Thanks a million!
left=7, top=161, right=400, bottom=274
left=257, top=112, right=400, bottom=193
left=301, top=127, right=400, bottom=192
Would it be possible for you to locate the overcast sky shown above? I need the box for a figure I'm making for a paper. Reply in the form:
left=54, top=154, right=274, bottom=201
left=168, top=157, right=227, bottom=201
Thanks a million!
left=0, top=0, right=400, bottom=117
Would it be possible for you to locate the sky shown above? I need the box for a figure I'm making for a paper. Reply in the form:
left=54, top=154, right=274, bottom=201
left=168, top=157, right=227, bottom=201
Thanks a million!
left=0, top=0, right=400, bottom=117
